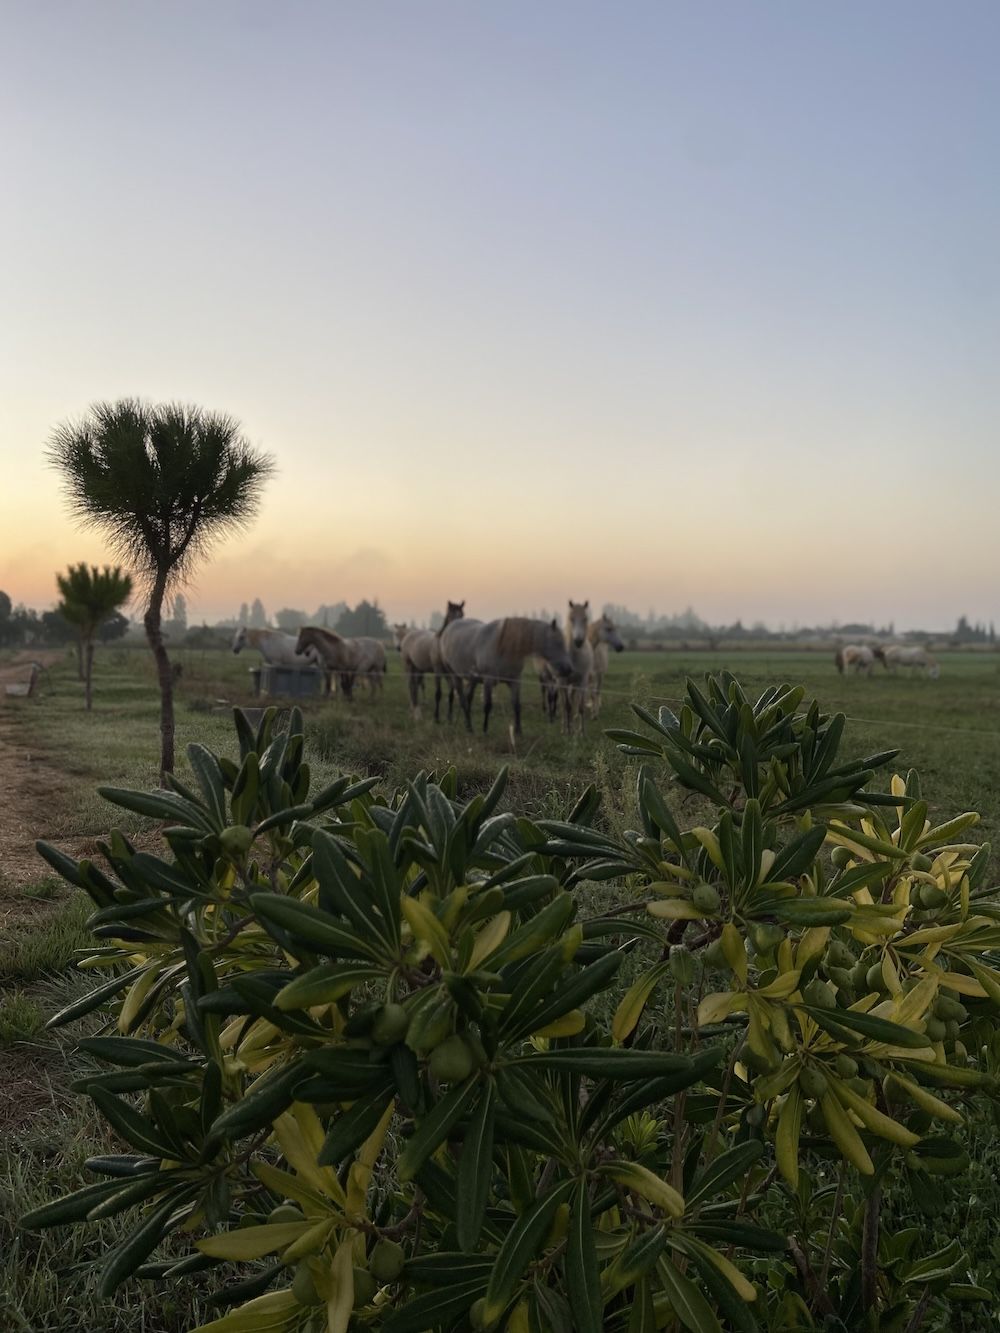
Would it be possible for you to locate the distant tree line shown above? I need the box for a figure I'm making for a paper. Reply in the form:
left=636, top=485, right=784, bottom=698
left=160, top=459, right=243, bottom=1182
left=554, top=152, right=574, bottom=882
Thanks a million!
left=0, top=588, right=129, bottom=649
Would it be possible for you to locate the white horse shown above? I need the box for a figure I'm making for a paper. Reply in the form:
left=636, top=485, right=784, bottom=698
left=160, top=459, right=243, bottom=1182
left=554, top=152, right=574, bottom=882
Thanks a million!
left=540, top=601, right=593, bottom=733
left=397, top=601, right=466, bottom=720
left=834, top=644, right=876, bottom=677
left=587, top=613, right=625, bottom=717
left=874, top=645, right=940, bottom=679
left=232, top=626, right=321, bottom=670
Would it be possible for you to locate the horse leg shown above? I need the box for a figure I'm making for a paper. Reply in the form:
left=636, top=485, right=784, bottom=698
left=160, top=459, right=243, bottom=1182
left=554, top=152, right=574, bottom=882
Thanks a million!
left=455, top=675, right=473, bottom=731
left=482, top=679, right=493, bottom=733
left=407, top=666, right=421, bottom=718
left=512, top=679, right=522, bottom=735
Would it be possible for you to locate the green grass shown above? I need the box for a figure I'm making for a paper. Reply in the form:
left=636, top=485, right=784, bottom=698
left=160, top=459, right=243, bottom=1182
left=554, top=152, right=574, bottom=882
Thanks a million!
left=0, top=894, right=95, bottom=985
left=0, top=992, right=44, bottom=1048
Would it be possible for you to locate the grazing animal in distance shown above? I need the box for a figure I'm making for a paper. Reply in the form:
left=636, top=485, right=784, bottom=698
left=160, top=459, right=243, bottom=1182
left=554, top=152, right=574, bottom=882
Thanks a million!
left=873, top=645, right=940, bottom=679
left=398, top=600, right=466, bottom=720
left=295, top=626, right=386, bottom=699
left=834, top=644, right=876, bottom=677
left=587, top=613, right=625, bottom=717
left=441, top=615, right=573, bottom=735
left=232, top=626, right=321, bottom=670
left=539, top=601, right=594, bottom=732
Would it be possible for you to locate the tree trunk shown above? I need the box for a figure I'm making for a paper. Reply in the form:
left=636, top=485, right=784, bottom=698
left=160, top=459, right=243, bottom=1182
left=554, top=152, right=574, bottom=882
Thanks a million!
left=144, top=571, right=175, bottom=776
left=76, top=637, right=84, bottom=681
left=84, top=638, right=94, bottom=712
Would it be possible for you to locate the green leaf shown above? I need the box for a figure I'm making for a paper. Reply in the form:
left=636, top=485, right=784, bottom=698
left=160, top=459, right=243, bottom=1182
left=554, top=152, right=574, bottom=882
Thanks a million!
left=800, top=1004, right=932, bottom=1049
left=89, top=1088, right=171, bottom=1158
left=96, top=786, right=213, bottom=831
left=273, top=962, right=386, bottom=1010
left=482, top=1179, right=575, bottom=1323
left=508, top=951, right=625, bottom=1040
left=318, top=1083, right=395, bottom=1166
left=382, top=1278, right=488, bottom=1333
left=98, top=1184, right=197, bottom=1296
left=20, top=1179, right=132, bottom=1230
left=186, top=743, right=228, bottom=827
left=655, top=1254, right=723, bottom=1333
left=398, top=1077, right=480, bottom=1182
left=566, top=1183, right=603, bottom=1333
left=249, top=892, right=378, bottom=960
left=515, top=1048, right=710, bottom=1081
left=457, top=1081, right=496, bottom=1250
left=686, top=1140, right=764, bottom=1207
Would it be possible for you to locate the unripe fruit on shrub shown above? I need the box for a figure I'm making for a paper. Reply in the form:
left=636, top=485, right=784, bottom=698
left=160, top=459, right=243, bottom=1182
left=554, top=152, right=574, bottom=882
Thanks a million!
left=953, top=1040, right=968, bottom=1062
left=918, top=884, right=949, bottom=910
left=936, top=996, right=967, bottom=1022
left=268, top=1204, right=305, bottom=1224
left=353, top=1268, right=377, bottom=1308
left=910, top=852, right=934, bottom=871
left=669, top=944, right=696, bottom=985
left=692, top=883, right=721, bottom=914
left=831, top=846, right=854, bottom=870
left=866, top=963, right=888, bottom=993
left=944, top=1019, right=961, bottom=1044
left=428, top=1035, right=476, bottom=1083
left=369, top=1239, right=405, bottom=1283
left=827, top=941, right=856, bottom=969
left=292, top=1261, right=323, bottom=1307
left=372, top=1003, right=410, bottom=1046
left=751, top=923, right=784, bottom=955
left=219, top=825, right=254, bottom=859
left=803, top=979, right=836, bottom=1009
left=925, top=1018, right=947, bottom=1043
left=827, top=966, right=854, bottom=995
left=799, top=1066, right=828, bottom=1100
left=702, top=938, right=730, bottom=972
left=851, top=960, right=871, bottom=991
left=835, top=1054, right=859, bottom=1079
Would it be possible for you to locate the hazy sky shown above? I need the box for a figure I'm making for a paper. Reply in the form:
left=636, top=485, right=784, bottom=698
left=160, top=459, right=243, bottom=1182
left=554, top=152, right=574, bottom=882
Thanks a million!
left=2, top=2, right=998, bottom=628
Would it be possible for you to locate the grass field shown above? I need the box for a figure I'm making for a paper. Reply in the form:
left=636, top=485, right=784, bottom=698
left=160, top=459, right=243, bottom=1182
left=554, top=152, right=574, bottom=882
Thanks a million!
left=2, top=642, right=1000, bottom=1329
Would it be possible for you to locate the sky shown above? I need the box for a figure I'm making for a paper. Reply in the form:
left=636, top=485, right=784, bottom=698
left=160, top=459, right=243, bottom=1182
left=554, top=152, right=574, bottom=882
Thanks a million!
left=1, top=1, right=998, bottom=630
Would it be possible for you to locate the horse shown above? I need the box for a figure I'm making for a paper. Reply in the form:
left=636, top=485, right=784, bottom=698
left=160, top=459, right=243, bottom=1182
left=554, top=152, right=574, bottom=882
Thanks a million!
left=834, top=645, right=876, bottom=677
left=232, top=627, right=321, bottom=671
left=539, top=601, right=593, bottom=732
left=873, top=645, right=940, bottom=679
left=295, top=626, right=385, bottom=699
left=351, top=635, right=388, bottom=695
left=399, top=600, right=466, bottom=720
left=587, top=613, right=625, bottom=717
left=441, top=616, right=573, bottom=735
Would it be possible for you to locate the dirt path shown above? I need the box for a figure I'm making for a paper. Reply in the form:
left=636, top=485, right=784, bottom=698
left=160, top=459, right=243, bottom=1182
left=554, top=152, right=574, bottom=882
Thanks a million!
left=0, top=708, right=83, bottom=929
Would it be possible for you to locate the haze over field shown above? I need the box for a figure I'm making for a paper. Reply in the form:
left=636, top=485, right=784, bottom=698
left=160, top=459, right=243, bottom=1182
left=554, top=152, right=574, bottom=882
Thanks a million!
left=2, top=1, right=998, bottom=629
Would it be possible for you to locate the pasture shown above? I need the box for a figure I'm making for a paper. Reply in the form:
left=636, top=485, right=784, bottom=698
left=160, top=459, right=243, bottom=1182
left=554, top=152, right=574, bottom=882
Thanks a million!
left=3, top=642, right=1000, bottom=1329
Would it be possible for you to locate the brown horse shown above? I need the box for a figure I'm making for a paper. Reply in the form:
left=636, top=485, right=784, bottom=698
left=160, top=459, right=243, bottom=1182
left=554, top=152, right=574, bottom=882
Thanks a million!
left=397, top=601, right=466, bottom=719
left=295, top=626, right=386, bottom=699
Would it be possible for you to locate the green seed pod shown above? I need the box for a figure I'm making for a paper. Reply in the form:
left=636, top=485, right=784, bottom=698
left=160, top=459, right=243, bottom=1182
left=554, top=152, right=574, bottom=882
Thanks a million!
left=268, top=1204, right=305, bottom=1224
left=292, top=1261, right=323, bottom=1307
left=372, top=1003, right=410, bottom=1047
left=219, top=824, right=254, bottom=859
left=692, top=883, right=722, bottom=914
left=702, top=938, right=730, bottom=972
left=924, top=1017, right=947, bottom=1043
left=831, top=846, right=854, bottom=870
left=918, top=884, right=949, bottom=910
left=866, top=963, right=888, bottom=993
left=669, top=944, right=697, bottom=986
left=804, top=978, right=836, bottom=1009
left=851, top=959, right=871, bottom=991
left=827, top=966, right=854, bottom=995
left=751, top=923, right=784, bottom=955
left=369, top=1239, right=405, bottom=1283
left=799, top=1065, right=828, bottom=1100
left=910, top=852, right=934, bottom=872
left=353, top=1268, right=378, bottom=1308
left=835, top=1053, right=859, bottom=1079
left=827, top=941, right=857, bottom=970
left=428, top=1034, right=476, bottom=1083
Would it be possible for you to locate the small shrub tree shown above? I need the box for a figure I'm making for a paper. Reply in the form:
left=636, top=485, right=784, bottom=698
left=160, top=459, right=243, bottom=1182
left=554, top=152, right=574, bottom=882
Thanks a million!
left=48, top=400, right=273, bottom=773
left=22, top=676, right=1000, bottom=1331
left=55, top=563, right=133, bottom=709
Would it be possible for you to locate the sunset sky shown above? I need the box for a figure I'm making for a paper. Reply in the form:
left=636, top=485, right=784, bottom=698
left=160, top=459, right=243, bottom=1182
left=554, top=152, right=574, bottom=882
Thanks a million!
left=2, top=2, right=998, bottom=629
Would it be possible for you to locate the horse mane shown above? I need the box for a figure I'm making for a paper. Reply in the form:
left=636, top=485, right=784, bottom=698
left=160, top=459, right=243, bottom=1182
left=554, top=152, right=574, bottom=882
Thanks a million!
left=301, top=625, right=344, bottom=646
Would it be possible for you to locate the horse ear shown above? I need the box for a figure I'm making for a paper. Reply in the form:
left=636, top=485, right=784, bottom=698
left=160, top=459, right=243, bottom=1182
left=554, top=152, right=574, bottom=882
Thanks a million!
left=459, top=600, right=465, bottom=610
left=551, top=617, right=558, bottom=629
left=583, top=600, right=589, bottom=609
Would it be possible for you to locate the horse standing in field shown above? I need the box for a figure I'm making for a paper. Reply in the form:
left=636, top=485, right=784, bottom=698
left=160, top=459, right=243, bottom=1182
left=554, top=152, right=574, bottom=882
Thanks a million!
left=587, top=613, right=625, bottom=717
left=441, top=615, right=573, bottom=735
left=834, top=645, right=876, bottom=677
left=295, top=626, right=386, bottom=699
left=398, top=600, right=466, bottom=721
left=873, top=645, right=940, bottom=679
left=232, top=627, right=322, bottom=670
left=539, top=601, right=593, bottom=732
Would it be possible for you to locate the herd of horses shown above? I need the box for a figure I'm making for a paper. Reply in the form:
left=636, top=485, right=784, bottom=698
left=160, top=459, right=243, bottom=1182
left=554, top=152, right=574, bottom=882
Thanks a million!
left=231, top=602, right=625, bottom=735
left=835, top=643, right=940, bottom=678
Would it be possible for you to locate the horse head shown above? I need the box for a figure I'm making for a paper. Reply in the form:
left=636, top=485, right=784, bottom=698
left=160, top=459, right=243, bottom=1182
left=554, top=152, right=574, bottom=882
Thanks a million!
left=231, top=626, right=247, bottom=654
left=392, top=624, right=409, bottom=651
left=872, top=646, right=887, bottom=666
left=443, top=600, right=465, bottom=627
left=567, top=600, right=590, bottom=649
left=545, top=619, right=574, bottom=677
left=599, top=613, right=625, bottom=653
left=294, top=626, right=314, bottom=658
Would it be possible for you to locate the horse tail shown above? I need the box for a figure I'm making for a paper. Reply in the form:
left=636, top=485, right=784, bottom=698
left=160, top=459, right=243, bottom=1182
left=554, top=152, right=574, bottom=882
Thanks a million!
left=834, top=648, right=845, bottom=675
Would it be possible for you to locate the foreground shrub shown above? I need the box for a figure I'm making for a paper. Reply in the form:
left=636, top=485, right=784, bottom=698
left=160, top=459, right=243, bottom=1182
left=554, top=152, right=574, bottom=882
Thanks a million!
left=23, top=677, right=1000, bottom=1331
